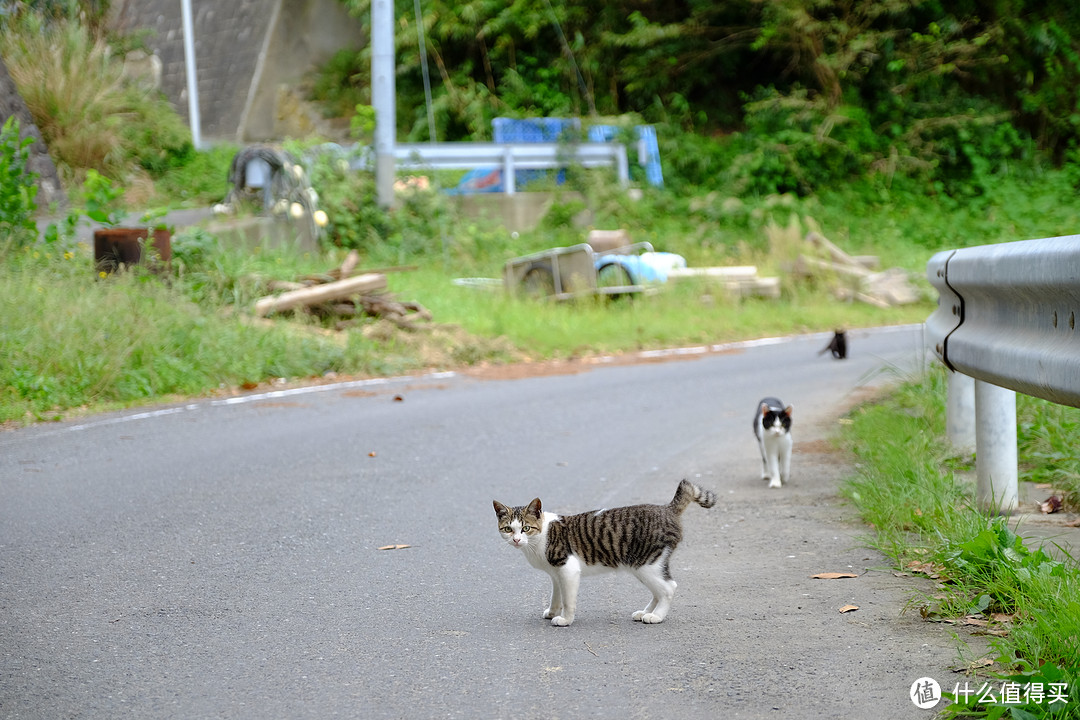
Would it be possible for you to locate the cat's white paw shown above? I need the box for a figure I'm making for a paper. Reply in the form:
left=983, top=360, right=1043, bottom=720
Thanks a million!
left=543, top=607, right=561, bottom=619
left=640, top=613, right=664, bottom=624
left=550, top=615, right=573, bottom=627
left=632, top=610, right=646, bottom=621
left=768, top=478, right=782, bottom=489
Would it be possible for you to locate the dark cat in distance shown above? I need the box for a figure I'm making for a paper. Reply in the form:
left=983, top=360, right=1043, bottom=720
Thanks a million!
left=818, top=330, right=847, bottom=359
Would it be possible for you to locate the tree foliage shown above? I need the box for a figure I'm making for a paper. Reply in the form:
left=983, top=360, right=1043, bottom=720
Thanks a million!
left=333, top=0, right=1080, bottom=196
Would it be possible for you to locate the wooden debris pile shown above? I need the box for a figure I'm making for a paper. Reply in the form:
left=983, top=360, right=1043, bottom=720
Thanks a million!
left=795, top=231, right=921, bottom=308
left=665, top=265, right=781, bottom=299
left=252, top=250, right=433, bottom=331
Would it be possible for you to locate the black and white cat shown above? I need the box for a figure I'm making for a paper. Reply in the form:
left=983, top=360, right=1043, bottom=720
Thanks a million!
left=493, top=480, right=716, bottom=627
left=754, top=397, right=793, bottom=489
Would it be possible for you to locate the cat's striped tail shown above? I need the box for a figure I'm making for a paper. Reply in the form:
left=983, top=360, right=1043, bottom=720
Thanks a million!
left=669, top=479, right=717, bottom=513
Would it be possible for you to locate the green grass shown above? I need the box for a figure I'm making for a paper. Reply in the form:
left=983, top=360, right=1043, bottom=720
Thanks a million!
left=0, top=243, right=437, bottom=425
left=5, top=162, right=1080, bottom=427
left=390, top=267, right=928, bottom=359
left=0, top=230, right=930, bottom=425
left=839, top=368, right=1080, bottom=718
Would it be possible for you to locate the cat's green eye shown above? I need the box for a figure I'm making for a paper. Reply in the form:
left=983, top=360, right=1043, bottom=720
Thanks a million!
left=522, top=524, right=531, bottom=532
left=501, top=526, right=511, bottom=533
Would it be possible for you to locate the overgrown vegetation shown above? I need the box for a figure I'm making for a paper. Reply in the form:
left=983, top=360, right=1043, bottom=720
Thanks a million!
left=841, top=369, right=1080, bottom=718
left=0, top=116, right=38, bottom=254
left=0, top=11, right=194, bottom=192
left=3, top=2, right=1080, bottom=428
left=332, top=0, right=1080, bottom=200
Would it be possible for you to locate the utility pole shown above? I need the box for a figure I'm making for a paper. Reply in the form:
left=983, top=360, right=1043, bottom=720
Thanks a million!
left=180, top=0, right=203, bottom=150
left=371, top=0, right=395, bottom=207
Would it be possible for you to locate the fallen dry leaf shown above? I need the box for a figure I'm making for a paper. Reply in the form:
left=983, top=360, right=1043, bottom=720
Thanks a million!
left=241, top=381, right=258, bottom=390
left=905, top=560, right=946, bottom=580
left=377, top=544, right=411, bottom=550
left=953, top=656, right=995, bottom=673
left=368, top=451, right=377, bottom=457
left=812, top=572, right=859, bottom=579
left=1039, top=495, right=1063, bottom=514
left=975, top=627, right=1011, bottom=637
left=839, top=604, right=859, bottom=613
left=393, top=395, right=404, bottom=402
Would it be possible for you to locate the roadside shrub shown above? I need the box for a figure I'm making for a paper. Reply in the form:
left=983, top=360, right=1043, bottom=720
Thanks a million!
left=724, top=87, right=874, bottom=197
left=2, top=14, right=191, bottom=182
left=154, top=144, right=237, bottom=207
left=0, top=116, right=38, bottom=255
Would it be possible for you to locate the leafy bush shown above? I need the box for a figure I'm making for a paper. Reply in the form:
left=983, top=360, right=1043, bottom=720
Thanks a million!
left=153, top=144, right=237, bottom=207
left=302, top=147, right=388, bottom=252
left=0, top=116, right=38, bottom=255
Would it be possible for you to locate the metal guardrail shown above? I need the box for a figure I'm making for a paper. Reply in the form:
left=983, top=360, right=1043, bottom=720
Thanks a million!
left=926, top=235, right=1080, bottom=409
left=393, top=142, right=630, bottom=194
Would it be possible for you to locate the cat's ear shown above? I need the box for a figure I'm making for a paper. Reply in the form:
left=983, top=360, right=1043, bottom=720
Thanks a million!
left=493, top=500, right=509, bottom=517
left=761, top=405, right=770, bottom=417
left=526, top=497, right=542, bottom=516
left=784, top=405, right=793, bottom=417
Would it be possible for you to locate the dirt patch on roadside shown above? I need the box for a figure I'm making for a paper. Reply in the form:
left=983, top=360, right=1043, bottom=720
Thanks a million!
left=460, top=348, right=716, bottom=381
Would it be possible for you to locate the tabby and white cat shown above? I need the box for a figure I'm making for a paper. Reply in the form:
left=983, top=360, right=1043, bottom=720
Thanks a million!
left=493, top=480, right=716, bottom=627
left=754, top=397, right=793, bottom=489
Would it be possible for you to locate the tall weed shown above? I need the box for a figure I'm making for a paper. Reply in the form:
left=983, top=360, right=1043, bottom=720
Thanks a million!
left=840, top=368, right=1080, bottom=718
left=0, top=248, right=399, bottom=424
left=0, top=116, right=39, bottom=255
left=1, top=15, right=191, bottom=182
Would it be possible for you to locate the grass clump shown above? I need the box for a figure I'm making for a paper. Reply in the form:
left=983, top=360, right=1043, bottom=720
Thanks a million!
left=0, top=243, right=434, bottom=425
left=840, top=368, right=1080, bottom=718
left=1, top=14, right=194, bottom=192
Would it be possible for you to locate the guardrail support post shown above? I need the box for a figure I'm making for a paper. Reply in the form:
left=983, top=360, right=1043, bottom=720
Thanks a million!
left=974, top=380, right=1018, bottom=514
left=504, top=148, right=516, bottom=195
left=946, top=371, right=976, bottom=455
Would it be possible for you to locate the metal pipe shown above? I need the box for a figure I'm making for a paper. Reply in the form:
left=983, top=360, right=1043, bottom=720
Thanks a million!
left=180, top=0, right=202, bottom=149
left=946, top=371, right=976, bottom=455
left=974, top=380, right=1018, bottom=514
left=371, top=0, right=396, bottom=208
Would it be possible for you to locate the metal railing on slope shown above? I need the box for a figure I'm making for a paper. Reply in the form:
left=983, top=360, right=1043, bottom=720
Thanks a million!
left=927, top=236, right=1080, bottom=408
left=926, top=235, right=1080, bottom=513
left=392, top=142, right=630, bottom=194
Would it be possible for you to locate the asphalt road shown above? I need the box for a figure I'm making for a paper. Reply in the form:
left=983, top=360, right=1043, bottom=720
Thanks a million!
left=0, top=324, right=975, bottom=719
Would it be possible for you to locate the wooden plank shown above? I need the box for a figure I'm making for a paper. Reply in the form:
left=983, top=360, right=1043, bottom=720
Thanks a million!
left=666, top=266, right=759, bottom=281
left=338, top=249, right=360, bottom=278
left=254, top=273, right=387, bottom=317
left=805, top=230, right=863, bottom=268
left=795, top=255, right=872, bottom=278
